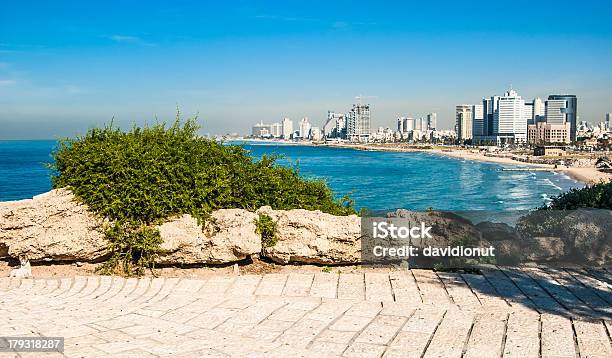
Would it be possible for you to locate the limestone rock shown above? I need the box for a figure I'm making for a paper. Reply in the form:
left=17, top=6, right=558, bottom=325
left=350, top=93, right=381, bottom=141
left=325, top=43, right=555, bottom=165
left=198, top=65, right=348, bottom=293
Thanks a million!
left=256, top=206, right=361, bottom=264
left=493, top=239, right=523, bottom=265
left=0, top=189, right=108, bottom=262
left=516, top=209, right=611, bottom=265
left=561, top=209, right=611, bottom=265
left=386, top=209, right=482, bottom=247
left=524, top=236, right=565, bottom=262
left=476, top=221, right=521, bottom=242
left=157, top=209, right=261, bottom=264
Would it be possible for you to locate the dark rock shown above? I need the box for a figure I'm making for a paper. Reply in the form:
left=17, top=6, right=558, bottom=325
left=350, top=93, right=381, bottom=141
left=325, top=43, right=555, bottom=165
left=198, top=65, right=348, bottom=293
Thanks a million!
left=476, top=221, right=521, bottom=242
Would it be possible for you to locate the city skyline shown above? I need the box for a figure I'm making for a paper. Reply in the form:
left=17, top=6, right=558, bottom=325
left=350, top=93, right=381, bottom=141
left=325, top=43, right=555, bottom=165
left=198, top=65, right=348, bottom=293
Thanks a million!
left=1, top=1, right=612, bottom=139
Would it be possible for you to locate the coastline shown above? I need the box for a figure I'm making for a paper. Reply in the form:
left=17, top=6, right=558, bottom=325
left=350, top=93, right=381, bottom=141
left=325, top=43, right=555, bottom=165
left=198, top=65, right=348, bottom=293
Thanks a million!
left=318, top=142, right=611, bottom=185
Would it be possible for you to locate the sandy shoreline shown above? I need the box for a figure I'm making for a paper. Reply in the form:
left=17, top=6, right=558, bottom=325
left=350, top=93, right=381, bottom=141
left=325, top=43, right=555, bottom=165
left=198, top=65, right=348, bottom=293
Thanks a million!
left=319, top=143, right=611, bottom=185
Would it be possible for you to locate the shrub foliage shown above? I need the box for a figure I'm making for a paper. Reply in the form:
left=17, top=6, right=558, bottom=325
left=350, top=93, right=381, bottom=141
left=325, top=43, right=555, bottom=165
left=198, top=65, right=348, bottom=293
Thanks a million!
left=50, top=116, right=354, bottom=274
left=544, top=181, right=612, bottom=210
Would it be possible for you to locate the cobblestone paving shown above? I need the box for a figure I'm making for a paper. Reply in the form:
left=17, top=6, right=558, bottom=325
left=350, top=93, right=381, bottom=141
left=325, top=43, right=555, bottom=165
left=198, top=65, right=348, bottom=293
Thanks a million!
left=1, top=268, right=611, bottom=357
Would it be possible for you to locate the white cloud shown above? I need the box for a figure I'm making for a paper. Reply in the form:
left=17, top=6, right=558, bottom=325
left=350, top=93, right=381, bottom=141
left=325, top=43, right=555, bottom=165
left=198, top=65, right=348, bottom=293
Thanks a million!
left=0, top=79, right=16, bottom=86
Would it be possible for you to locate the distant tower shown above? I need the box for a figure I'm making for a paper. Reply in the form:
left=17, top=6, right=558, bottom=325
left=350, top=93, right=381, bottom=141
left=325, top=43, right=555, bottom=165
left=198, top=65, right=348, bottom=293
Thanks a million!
left=455, top=105, right=473, bottom=141
left=282, top=118, right=293, bottom=139
left=427, top=113, right=437, bottom=130
left=347, top=103, right=371, bottom=142
left=471, top=105, right=484, bottom=137
left=299, top=117, right=311, bottom=139
left=494, top=89, right=527, bottom=144
left=548, top=94, right=577, bottom=142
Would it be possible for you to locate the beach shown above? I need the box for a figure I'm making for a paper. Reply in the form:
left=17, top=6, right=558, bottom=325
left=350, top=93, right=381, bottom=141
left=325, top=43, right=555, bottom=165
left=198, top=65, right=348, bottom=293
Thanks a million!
left=320, top=142, right=612, bottom=185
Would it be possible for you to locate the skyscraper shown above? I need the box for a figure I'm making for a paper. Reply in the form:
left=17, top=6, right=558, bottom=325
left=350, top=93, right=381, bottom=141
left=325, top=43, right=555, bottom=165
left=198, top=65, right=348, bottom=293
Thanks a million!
left=404, top=117, right=414, bottom=131
left=427, top=113, right=437, bottom=130
left=545, top=99, right=568, bottom=125
left=324, top=112, right=345, bottom=138
left=347, top=104, right=371, bottom=142
left=270, top=122, right=282, bottom=138
left=472, top=104, right=484, bottom=137
left=414, top=117, right=424, bottom=131
left=282, top=118, right=293, bottom=139
left=299, top=117, right=311, bottom=139
left=605, top=113, right=611, bottom=130
left=495, top=89, right=527, bottom=144
left=456, top=105, right=473, bottom=141
left=533, top=97, right=545, bottom=122
left=482, top=95, right=500, bottom=136
left=548, top=95, right=577, bottom=142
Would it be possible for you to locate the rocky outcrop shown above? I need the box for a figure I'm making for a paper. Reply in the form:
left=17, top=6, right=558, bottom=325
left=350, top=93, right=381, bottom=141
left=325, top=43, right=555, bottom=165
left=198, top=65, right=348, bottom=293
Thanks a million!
left=386, top=210, right=482, bottom=246
left=2, top=189, right=608, bottom=267
left=476, top=222, right=521, bottom=242
left=0, top=189, right=108, bottom=262
left=560, top=209, right=611, bottom=265
left=156, top=210, right=261, bottom=264
left=524, top=236, right=566, bottom=262
left=516, top=209, right=611, bottom=265
left=256, top=206, right=361, bottom=264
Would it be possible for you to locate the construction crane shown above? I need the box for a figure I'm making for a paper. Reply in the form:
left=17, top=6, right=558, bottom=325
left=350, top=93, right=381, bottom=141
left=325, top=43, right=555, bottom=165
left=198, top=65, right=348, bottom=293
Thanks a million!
left=355, top=95, right=377, bottom=106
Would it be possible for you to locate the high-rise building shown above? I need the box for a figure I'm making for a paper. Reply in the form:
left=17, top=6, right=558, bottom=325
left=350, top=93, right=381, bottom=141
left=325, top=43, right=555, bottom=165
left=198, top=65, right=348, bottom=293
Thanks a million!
left=494, top=89, right=527, bottom=144
left=299, top=117, right=311, bottom=139
left=346, top=104, right=371, bottom=142
left=282, top=118, right=293, bottom=139
left=533, top=97, right=545, bottom=123
left=310, top=126, right=322, bottom=141
left=523, top=101, right=534, bottom=125
left=415, top=117, right=423, bottom=131
left=605, top=113, right=611, bottom=130
left=404, top=117, right=414, bottom=132
left=456, top=105, right=473, bottom=141
left=270, top=122, right=282, bottom=138
left=482, top=95, right=500, bottom=136
left=548, top=95, right=577, bottom=142
left=472, top=104, right=484, bottom=137
left=397, top=117, right=404, bottom=133
left=427, top=113, right=437, bottom=130
left=324, top=111, right=346, bottom=138
left=545, top=99, right=568, bottom=125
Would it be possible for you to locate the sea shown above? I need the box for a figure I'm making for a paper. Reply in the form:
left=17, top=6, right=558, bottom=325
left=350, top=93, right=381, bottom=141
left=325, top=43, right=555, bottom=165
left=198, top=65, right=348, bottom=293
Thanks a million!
left=0, top=140, right=583, bottom=222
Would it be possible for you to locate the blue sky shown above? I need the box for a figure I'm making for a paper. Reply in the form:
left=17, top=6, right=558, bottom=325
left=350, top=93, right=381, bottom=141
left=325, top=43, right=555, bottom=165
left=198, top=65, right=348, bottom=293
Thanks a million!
left=1, top=0, right=611, bottom=139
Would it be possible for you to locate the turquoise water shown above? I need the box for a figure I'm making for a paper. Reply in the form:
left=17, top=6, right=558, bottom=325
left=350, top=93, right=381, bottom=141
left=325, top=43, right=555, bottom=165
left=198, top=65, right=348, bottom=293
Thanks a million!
left=0, top=140, right=583, bottom=213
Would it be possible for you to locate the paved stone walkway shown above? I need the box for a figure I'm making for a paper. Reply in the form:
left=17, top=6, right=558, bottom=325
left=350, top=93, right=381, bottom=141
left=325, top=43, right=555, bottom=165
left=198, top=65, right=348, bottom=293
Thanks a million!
left=1, top=267, right=611, bottom=357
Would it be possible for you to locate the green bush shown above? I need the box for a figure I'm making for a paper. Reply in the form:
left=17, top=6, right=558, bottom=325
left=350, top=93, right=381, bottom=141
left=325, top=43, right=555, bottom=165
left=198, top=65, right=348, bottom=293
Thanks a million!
left=50, top=116, right=354, bottom=274
left=255, top=214, right=278, bottom=248
left=544, top=181, right=612, bottom=210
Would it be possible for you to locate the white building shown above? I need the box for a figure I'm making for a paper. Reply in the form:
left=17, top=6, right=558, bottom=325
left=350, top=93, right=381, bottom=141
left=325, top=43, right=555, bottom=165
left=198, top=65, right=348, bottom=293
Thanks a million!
left=456, top=105, right=473, bottom=141
left=533, top=97, right=545, bottom=122
left=310, top=126, right=322, bottom=141
left=324, top=111, right=346, bottom=138
left=494, top=89, right=527, bottom=144
left=404, top=117, right=414, bottom=132
left=270, top=122, right=282, bottom=138
left=282, top=118, right=293, bottom=139
left=346, top=104, right=370, bottom=142
left=298, top=117, right=311, bottom=139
